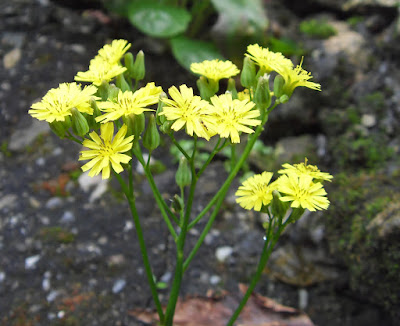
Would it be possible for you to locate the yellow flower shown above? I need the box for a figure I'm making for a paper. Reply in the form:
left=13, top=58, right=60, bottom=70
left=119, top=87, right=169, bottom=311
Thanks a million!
left=97, top=39, right=131, bottom=65
left=245, top=44, right=293, bottom=74
left=190, top=59, right=240, bottom=81
left=235, top=172, right=276, bottom=211
left=274, top=58, right=321, bottom=96
left=75, top=57, right=127, bottom=86
left=79, top=122, right=134, bottom=179
left=29, top=83, right=98, bottom=123
left=277, top=174, right=330, bottom=211
left=96, top=83, right=162, bottom=123
left=209, top=93, right=261, bottom=143
left=237, top=88, right=252, bottom=101
left=160, top=84, right=215, bottom=140
left=278, top=159, right=333, bottom=182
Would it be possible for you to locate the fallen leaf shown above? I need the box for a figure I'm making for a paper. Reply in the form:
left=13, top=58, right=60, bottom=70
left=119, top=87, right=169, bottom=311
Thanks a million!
left=129, top=284, right=314, bottom=326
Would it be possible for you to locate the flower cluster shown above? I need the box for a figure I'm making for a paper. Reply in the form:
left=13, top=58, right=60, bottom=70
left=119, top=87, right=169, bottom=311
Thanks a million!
left=236, top=160, right=332, bottom=213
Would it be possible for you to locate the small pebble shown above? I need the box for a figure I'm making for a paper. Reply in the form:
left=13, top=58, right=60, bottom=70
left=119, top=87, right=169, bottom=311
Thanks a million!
left=25, top=255, right=41, bottom=270
left=0, top=271, right=5, bottom=283
left=215, top=246, right=233, bottom=263
left=60, top=210, right=75, bottom=224
left=298, top=288, right=308, bottom=310
left=112, top=279, right=126, bottom=294
left=47, top=290, right=59, bottom=302
left=45, top=197, right=63, bottom=210
left=210, top=275, right=221, bottom=285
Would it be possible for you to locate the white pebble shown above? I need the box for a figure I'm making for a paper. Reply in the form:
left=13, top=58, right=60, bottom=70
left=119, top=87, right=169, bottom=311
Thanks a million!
left=25, top=255, right=41, bottom=270
left=215, top=246, right=233, bottom=263
left=112, top=279, right=126, bottom=294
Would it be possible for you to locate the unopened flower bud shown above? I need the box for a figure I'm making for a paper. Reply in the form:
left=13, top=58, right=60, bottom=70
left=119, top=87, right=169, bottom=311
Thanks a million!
left=278, top=94, right=289, bottom=104
left=156, top=93, right=167, bottom=125
left=273, top=75, right=285, bottom=98
left=171, top=194, right=184, bottom=213
left=241, top=57, right=256, bottom=89
left=124, top=52, right=135, bottom=76
left=143, top=114, right=160, bottom=151
left=254, top=75, right=271, bottom=108
left=71, top=108, right=89, bottom=136
left=98, top=80, right=109, bottom=101
left=124, top=113, right=145, bottom=139
left=227, top=78, right=238, bottom=99
left=132, top=50, right=145, bottom=81
left=107, top=85, right=120, bottom=101
left=87, top=98, right=101, bottom=129
left=116, top=73, right=130, bottom=92
left=175, top=156, right=191, bottom=188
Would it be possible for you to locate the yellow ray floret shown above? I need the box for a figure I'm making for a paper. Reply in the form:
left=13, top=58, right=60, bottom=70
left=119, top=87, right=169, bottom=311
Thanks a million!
left=245, top=44, right=293, bottom=74
left=190, top=59, right=240, bottom=81
left=96, top=83, right=162, bottom=123
left=79, top=122, right=134, bottom=179
left=29, top=82, right=98, bottom=123
left=277, top=174, right=330, bottom=211
left=75, top=56, right=127, bottom=86
left=209, top=93, right=261, bottom=143
left=278, top=159, right=333, bottom=182
left=160, top=84, right=215, bottom=140
left=236, top=172, right=276, bottom=211
left=274, top=58, right=321, bottom=96
left=97, top=39, right=131, bottom=65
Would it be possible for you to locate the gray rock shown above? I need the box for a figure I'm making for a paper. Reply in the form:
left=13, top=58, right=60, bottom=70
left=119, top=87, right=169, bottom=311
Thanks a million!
left=0, top=194, right=17, bottom=210
left=8, top=119, right=50, bottom=152
left=112, top=279, right=126, bottom=294
left=25, top=254, right=41, bottom=270
left=45, top=197, right=63, bottom=210
left=60, top=210, right=75, bottom=224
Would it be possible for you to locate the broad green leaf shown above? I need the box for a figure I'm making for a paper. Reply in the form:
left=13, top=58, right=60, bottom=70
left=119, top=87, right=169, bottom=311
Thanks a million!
left=210, top=0, right=268, bottom=33
left=170, top=36, right=225, bottom=71
left=127, top=1, right=191, bottom=38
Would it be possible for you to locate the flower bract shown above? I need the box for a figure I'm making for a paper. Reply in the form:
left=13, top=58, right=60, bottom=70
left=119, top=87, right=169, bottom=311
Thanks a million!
left=96, top=83, right=162, bottom=123
left=190, top=59, right=240, bottom=81
left=277, top=174, right=330, bottom=211
left=160, top=84, right=215, bottom=140
left=235, top=172, right=275, bottom=211
left=245, top=44, right=293, bottom=74
left=209, top=93, right=261, bottom=143
left=79, top=123, right=134, bottom=179
left=29, top=83, right=98, bottom=123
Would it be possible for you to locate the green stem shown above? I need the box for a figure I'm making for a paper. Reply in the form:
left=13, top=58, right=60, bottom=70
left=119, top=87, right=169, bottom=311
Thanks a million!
left=164, top=153, right=198, bottom=325
left=113, top=172, right=165, bottom=324
left=197, top=137, right=222, bottom=178
left=133, top=147, right=179, bottom=241
left=226, top=216, right=284, bottom=326
left=170, top=134, right=191, bottom=161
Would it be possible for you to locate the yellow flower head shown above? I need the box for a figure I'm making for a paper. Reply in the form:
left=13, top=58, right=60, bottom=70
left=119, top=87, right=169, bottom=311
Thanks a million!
left=160, top=84, right=215, bottom=140
left=209, top=93, right=261, bottom=143
left=237, top=88, right=252, bottom=101
left=75, top=57, right=127, bottom=86
left=277, top=174, right=330, bottom=211
left=278, top=159, right=333, bottom=182
left=96, top=83, right=162, bottom=123
left=79, top=122, right=134, bottom=179
left=275, top=58, right=321, bottom=96
left=29, top=82, right=98, bottom=123
left=190, top=59, right=240, bottom=81
left=236, top=172, right=276, bottom=211
left=245, top=44, right=293, bottom=74
left=97, top=39, right=131, bottom=65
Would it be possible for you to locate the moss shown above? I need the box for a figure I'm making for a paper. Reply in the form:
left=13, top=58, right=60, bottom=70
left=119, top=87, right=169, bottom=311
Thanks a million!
left=0, top=141, right=11, bottom=157
left=325, top=171, right=400, bottom=318
left=299, top=19, right=337, bottom=39
left=38, top=226, right=75, bottom=244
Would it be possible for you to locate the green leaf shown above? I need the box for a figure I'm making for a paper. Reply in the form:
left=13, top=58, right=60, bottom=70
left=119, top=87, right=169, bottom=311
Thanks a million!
left=127, top=1, right=191, bottom=38
left=210, top=0, right=268, bottom=33
left=170, top=36, right=224, bottom=71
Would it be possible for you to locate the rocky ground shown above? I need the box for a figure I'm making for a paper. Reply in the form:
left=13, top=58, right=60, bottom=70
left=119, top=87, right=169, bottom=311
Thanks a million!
left=1, top=0, right=400, bottom=325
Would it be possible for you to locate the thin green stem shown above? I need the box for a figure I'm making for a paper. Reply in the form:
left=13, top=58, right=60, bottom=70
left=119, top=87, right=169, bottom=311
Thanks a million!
left=113, top=172, right=165, bottom=323
left=230, top=143, right=236, bottom=173
left=197, top=137, right=222, bottom=178
left=170, top=134, right=191, bottom=161
left=226, top=216, right=284, bottom=326
left=133, top=147, right=179, bottom=240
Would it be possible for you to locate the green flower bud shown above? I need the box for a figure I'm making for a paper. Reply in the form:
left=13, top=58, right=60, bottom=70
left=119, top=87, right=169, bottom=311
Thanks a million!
left=273, top=75, right=285, bottom=99
left=227, top=78, right=238, bottom=99
left=171, top=194, right=184, bottom=213
left=123, top=113, right=145, bottom=139
left=107, top=84, right=120, bottom=101
left=98, top=80, right=109, bottom=101
left=278, top=94, right=289, bottom=104
left=124, top=52, right=135, bottom=77
left=132, top=50, right=145, bottom=81
left=254, top=75, right=271, bottom=109
left=116, top=73, right=130, bottom=92
left=175, top=156, right=191, bottom=188
left=241, top=57, right=257, bottom=89
left=197, top=76, right=216, bottom=101
left=49, top=119, right=69, bottom=139
left=143, top=114, right=160, bottom=151
left=271, top=190, right=289, bottom=218
left=71, top=108, right=89, bottom=137
left=160, top=120, right=173, bottom=134
left=87, top=98, right=101, bottom=130
left=156, top=93, right=167, bottom=125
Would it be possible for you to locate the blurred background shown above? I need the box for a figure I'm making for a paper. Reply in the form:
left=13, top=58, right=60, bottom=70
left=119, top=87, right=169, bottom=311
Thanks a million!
left=0, top=0, right=399, bottom=325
